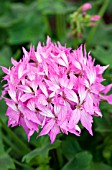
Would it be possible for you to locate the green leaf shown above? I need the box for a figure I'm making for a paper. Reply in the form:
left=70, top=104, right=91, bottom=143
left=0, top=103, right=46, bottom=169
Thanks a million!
left=37, top=0, right=76, bottom=15
left=0, top=99, right=7, bottom=123
left=89, top=23, right=112, bottom=47
left=0, top=1, right=10, bottom=15
left=92, top=45, right=112, bottom=67
left=91, top=162, right=112, bottom=170
left=0, top=128, right=4, bottom=154
left=0, top=29, right=7, bottom=47
left=95, top=102, right=112, bottom=133
left=0, top=46, right=12, bottom=76
left=61, top=135, right=82, bottom=160
left=61, top=151, right=92, bottom=170
left=0, top=153, right=15, bottom=170
left=22, top=139, right=61, bottom=163
left=0, top=128, right=15, bottom=170
left=0, top=3, right=28, bottom=28
left=8, top=2, right=47, bottom=45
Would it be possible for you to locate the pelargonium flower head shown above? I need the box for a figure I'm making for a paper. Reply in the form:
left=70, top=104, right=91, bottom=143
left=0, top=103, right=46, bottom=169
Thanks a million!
left=1, top=36, right=112, bottom=143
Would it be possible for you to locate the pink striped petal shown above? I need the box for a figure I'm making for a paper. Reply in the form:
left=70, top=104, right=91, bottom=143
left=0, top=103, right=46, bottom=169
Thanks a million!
left=80, top=110, right=93, bottom=135
left=69, top=109, right=80, bottom=129
left=49, top=125, right=60, bottom=143
left=64, top=89, right=78, bottom=104
left=27, top=99, right=35, bottom=111
left=39, top=82, right=48, bottom=96
left=20, top=93, right=33, bottom=102
left=18, top=85, right=33, bottom=93
left=39, top=119, right=55, bottom=136
left=38, top=105, right=55, bottom=118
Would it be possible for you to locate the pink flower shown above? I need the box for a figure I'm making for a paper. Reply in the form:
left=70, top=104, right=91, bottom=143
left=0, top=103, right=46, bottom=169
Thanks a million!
left=90, top=15, right=100, bottom=21
left=1, top=36, right=112, bottom=143
left=82, top=3, right=92, bottom=11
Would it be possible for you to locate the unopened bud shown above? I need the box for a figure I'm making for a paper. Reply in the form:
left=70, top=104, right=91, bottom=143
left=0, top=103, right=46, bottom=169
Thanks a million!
left=90, top=23, right=97, bottom=27
left=82, top=3, right=92, bottom=12
left=90, top=15, right=100, bottom=21
left=77, top=32, right=82, bottom=38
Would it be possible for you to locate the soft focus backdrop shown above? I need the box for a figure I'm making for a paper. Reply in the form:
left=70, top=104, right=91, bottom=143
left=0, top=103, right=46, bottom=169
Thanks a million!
left=0, top=0, right=112, bottom=170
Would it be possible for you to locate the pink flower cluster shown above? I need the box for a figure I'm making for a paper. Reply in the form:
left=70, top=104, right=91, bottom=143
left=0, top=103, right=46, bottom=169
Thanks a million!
left=1, top=37, right=112, bottom=143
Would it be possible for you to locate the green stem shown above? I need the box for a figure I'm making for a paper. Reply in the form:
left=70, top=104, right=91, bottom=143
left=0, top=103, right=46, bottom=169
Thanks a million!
left=13, top=159, right=31, bottom=168
left=0, top=118, right=30, bottom=154
left=62, top=14, right=66, bottom=40
left=56, top=148, right=64, bottom=168
left=86, top=0, right=110, bottom=48
left=43, top=15, right=52, bottom=36
left=2, top=133, right=23, bottom=155
left=56, top=14, right=64, bottom=40
left=74, top=36, right=79, bottom=48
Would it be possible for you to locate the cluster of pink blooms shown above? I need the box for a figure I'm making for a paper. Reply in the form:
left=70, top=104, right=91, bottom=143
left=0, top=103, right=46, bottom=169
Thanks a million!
left=1, top=37, right=112, bottom=143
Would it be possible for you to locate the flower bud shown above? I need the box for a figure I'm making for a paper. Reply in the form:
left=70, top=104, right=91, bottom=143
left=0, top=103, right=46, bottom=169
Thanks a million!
left=82, top=3, right=92, bottom=11
left=90, top=15, right=100, bottom=21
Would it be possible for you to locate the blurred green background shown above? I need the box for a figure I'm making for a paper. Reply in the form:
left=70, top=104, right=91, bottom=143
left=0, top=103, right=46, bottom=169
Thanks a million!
left=0, top=0, right=112, bottom=169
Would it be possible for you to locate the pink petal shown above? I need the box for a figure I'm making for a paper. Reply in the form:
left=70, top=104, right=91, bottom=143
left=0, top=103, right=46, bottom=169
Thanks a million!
left=11, top=58, right=18, bottom=66
left=91, top=83, right=105, bottom=94
left=0, top=66, right=9, bottom=74
left=22, top=47, right=29, bottom=58
left=78, top=84, right=87, bottom=104
left=58, top=106, right=67, bottom=123
left=35, top=52, right=42, bottom=63
left=31, top=76, right=39, bottom=94
left=6, top=107, right=20, bottom=126
left=19, top=117, right=29, bottom=139
left=45, top=79, right=60, bottom=92
left=27, top=99, right=35, bottom=111
left=49, top=125, right=60, bottom=143
left=18, top=63, right=25, bottom=79
left=38, top=105, right=55, bottom=118
left=57, top=58, right=67, bottom=67
left=94, top=107, right=102, bottom=117
left=39, top=82, right=48, bottom=96
left=8, top=83, right=17, bottom=103
left=69, top=109, right=80, bottom=129
left=86, top=67, right=96, bottom=85
left=102, top=84, right=112, bottom=94
left=24, top=119, right=38, bottom=135
left=60, top=52, right=68, bottom=67
left=80, top=110, right=93, bottom=135
left=103, top=94, right=112, bottom=104
left=20, top=93, right=34, bottom=102
left=54, top=104, right=61, bottom=116
left=28, top=129, right=35, bottom=141
left=5, top=99, right=18, bottom=112
left=64, top=89, right=78, bottom=104
left=43, top=62, right=48, bottom=76
left=37, top=94, right=48, bottom=105
left=84, top=93, right=94, bottom=114
left=60, top=119, right=68, bottom=134
left=23, top=108, right=41, bottom=125
left=73, top=60, right=81, bottom=70
left=18, top=85, right=33, bottom=93
left=39, top=119, right=55, bottom=136
left=68, top=125, right=81, bottom=136
left=96, top=65, right=109, bottom=74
